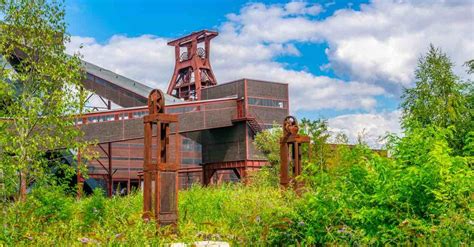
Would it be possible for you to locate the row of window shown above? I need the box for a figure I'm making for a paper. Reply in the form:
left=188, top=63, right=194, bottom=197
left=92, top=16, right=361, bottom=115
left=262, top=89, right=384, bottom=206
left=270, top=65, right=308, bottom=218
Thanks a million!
left=88, top=166, right=143, bottom=172
left=132, top=111, right=147, bottom=118
left=94, top=156, right=202, bottom=165
left=182, top=158, right=202, bottom=165
left=167, top=106, right=197, bottom=114
left=248, top=97, right=287, bottom=108
left=87, top=114, right=115, bottom=123
left=77, top=110, right=147, bottom=124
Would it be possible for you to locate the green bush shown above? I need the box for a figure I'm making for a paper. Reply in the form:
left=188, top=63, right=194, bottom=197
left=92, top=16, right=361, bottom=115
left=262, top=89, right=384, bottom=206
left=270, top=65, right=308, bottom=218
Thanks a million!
left=179, top=183, right=296, bottom=244
left=81, top=188, right=106, bottom=226
left=269, top=126, right=473, bottom=245
left=26, top=186, right=74, bottom=223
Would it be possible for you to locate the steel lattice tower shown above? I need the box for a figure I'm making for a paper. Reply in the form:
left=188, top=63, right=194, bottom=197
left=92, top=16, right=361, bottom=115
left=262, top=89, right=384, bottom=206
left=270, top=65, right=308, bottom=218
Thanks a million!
left=167, top=30, right=218, bottom=101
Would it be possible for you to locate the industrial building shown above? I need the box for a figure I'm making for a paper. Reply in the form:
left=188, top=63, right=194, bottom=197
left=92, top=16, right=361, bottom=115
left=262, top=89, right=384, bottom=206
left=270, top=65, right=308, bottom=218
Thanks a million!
left=75, top=30, right=289, bottom=194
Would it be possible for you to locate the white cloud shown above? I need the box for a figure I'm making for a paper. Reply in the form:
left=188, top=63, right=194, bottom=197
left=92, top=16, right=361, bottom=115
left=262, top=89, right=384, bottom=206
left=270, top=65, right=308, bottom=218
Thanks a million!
left=215, top=0, right=474, bottom=94
left=328, top=110, right=402, bottom=148
left=67, top=35, right=173, bottom=89
left=67, top=1, right=387, bottom=112
left=285, top=1, right=323, bottom=16
left=317, top=0, right=474, bottom=93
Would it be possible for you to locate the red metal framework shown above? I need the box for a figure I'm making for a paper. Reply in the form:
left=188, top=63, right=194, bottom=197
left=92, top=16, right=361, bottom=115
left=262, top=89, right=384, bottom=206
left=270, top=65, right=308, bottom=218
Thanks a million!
left=74, top=78, right=289, bottom=189
left=167, top=30, right=218, bottom=101
left=280, top=116, right=310, bottom=192
left=203, top=160, right=267, bottom=185
left=142, top=89, right=179, bottom=226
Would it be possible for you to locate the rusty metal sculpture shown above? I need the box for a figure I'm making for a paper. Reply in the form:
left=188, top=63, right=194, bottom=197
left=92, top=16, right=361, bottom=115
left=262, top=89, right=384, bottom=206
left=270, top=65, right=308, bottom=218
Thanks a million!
left=143, top=89, right=179, bottom=226
left=280, top=116, right=310, bottom=192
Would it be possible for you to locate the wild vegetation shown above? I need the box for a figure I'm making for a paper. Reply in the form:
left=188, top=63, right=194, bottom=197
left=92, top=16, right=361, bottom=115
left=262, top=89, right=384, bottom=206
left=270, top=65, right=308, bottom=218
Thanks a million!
left=0, top=0, right=473, bottom=246
left=0, top=0, right=90, bottom=201
left=1, top=123, right=472, bottom=245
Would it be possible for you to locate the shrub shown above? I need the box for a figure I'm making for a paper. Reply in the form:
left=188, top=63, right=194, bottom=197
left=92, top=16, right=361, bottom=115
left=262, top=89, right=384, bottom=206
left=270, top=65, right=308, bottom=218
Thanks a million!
left=25, top=185, right=74, bottom=223
left=81, top=188, right=106, bottom=226
left=268, top=127, right=473, bottom=245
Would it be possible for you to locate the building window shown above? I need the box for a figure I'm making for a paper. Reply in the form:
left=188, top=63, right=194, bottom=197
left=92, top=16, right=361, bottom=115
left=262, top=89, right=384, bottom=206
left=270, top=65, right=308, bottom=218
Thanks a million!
left=182, top=138, right=202, bottom=152
left=181, top=158, right=202, bottom=165
left=132, top=111, right=147, bottom=118
left=166, top=106, right=197, bottom=114
left=248, top=97, right=286, bottom=108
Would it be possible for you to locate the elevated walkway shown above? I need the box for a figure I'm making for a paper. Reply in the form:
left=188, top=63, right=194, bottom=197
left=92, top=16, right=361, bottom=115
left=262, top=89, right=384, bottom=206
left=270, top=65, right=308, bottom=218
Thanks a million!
left=78, top=96, right=240, bottom=144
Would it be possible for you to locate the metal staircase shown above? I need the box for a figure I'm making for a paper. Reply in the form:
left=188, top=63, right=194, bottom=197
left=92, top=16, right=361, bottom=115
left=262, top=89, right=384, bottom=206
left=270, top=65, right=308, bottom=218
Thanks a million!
left=247, top=117, right=262, bottom=134
left=232, top=99, right=263, bottom=134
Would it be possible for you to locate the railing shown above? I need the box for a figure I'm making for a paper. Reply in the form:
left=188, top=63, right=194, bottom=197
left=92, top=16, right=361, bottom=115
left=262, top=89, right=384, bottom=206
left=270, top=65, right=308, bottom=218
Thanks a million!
left=75, top=106, right=148, bottom=125
left=236, top=99, right=245, bottom=119
left=233, top=98, right=264, bottom=133
left=76, top=96, right=238, bottom=126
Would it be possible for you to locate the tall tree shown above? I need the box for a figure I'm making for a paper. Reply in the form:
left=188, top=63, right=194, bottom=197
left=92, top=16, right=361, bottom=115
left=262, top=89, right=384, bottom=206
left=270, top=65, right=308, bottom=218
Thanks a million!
left=0, top=0, right=87, bottom=200
left=401, top=45, right=472, bottom=153
left=465, top=59, right=474, bottom=74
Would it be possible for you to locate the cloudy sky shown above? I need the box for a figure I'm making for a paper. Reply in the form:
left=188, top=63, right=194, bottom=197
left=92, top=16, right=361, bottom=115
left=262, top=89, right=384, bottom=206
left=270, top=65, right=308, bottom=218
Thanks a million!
left=65, top=0, right=474, bottom=147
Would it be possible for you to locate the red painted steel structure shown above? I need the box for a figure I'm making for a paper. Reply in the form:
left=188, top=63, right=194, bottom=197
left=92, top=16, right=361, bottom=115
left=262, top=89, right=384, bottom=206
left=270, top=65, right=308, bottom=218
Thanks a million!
left=142, top=89, right=179, bottom=225
left=167, top=30, right=218, bottom=101
left=203, top=160, right=267, bottom=185
left=73, top=31, right=290, bottom=190
left=280, top=116, right=310, bottom=192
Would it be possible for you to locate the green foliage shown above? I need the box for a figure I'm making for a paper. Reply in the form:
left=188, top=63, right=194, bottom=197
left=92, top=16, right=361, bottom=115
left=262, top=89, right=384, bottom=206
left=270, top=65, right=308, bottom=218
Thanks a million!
left=465, top=59, right=474, bottom=74
left=179, top=183, right=296, bottom=244
left=1, top=130, right=472, bottom=246
left=254, top=123, right=282, bottom=166
left=401, top=45, right=473, bottom=154
left=402, top=45, right=464, bottom=128
left=0, top=0, right=90, bottom=199
left=25, top=185, right=74, bottom=223
left=0, top=184, right=296, bottom=245
left=254, top=118, right=338, bottom=186
left=269, top=127, right=473, bottom=245
left=81, top=188, right=106, bottom=226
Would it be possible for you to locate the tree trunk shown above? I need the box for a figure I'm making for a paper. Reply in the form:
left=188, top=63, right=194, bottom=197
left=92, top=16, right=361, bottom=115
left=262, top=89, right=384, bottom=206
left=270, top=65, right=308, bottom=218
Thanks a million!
left=19, top=170, right=27, bottom=201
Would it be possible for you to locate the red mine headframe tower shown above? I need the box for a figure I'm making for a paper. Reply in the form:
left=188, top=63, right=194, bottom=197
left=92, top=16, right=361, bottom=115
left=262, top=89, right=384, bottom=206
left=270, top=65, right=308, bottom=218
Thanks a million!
left=167, top=30, right=218, bottom=101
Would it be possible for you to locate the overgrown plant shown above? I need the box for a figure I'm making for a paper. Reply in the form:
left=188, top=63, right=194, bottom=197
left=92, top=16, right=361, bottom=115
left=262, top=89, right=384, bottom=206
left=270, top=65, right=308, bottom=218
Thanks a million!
left=0, top=0, right=89, bottom=200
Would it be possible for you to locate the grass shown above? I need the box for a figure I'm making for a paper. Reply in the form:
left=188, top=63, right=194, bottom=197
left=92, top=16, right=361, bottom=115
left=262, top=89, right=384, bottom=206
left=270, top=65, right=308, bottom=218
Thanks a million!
left=1, top=183, right=296, bottom=246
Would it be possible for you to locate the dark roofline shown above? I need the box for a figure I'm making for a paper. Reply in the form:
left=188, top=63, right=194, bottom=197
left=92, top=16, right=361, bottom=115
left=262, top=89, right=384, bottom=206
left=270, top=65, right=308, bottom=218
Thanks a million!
left=82, top=59, right=181, bottom=104
left=202, top=78, right=288, bottom=90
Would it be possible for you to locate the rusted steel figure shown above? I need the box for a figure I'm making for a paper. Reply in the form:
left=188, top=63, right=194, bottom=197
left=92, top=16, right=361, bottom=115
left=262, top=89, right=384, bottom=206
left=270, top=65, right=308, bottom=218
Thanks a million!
left=143, top=89, right=179, bottom=226
left=280, top=116, right=310, bottom=192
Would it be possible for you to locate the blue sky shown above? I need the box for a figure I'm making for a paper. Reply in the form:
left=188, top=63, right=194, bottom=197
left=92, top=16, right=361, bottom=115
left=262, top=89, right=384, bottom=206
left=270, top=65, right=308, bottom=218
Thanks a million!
left=66, top=0, right=367, bottom=85
left=64, top=0, right=473, bottom=146
left=66, top=0, right=368, bottom=42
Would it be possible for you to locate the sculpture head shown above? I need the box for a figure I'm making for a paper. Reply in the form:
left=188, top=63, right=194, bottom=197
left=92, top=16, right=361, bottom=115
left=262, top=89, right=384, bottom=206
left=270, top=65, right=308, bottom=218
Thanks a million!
left=148, top=89, right=165, bottom=114
left=283, top=116, right=299, bottom=136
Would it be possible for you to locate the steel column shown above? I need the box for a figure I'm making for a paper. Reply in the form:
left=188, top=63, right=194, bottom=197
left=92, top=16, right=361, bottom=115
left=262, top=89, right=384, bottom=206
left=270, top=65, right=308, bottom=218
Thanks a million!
left=142, top=89, right=179, bottom=227
left=280, top=116, right=310, bottom=192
